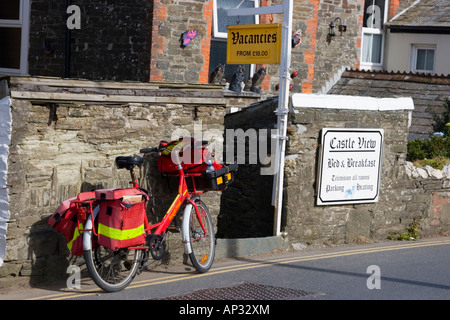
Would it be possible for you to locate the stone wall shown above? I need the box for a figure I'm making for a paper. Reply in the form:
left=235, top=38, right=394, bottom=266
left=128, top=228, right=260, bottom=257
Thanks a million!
left=149, top=0, right=212, bottom=83
left=27, top=0, right=369, bottom=95
left=2, top=76, right=449, bottom=287
left=328, top=69, right=450, bottom=140
left=218, top=98, right=278, bottom=238
left=257, top=0, right=365, bottom=94
left=221, top=94, right=450, bottom=245
left=0, top=77, right=228, bottom=285
left=28, top=0, right=152, bottom=81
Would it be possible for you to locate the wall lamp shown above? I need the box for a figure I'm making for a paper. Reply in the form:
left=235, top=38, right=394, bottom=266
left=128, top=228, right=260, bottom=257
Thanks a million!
left=329, top=17, right=346, bottom=37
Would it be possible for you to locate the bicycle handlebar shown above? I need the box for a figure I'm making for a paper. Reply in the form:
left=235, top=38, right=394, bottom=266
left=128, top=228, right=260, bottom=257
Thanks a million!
left=140, top=147, right=158, bottom=153
left=139, top=147, right=181, bottom=165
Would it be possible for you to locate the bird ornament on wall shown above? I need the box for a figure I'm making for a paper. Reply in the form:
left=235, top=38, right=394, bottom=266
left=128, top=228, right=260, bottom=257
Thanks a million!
left=250, top=67, right=267, bottom=93
left=292, top=29, right=302, bottom=49
left=229, top=65, right=245, bottom=93
left=209, top=64, right=225, bottom=84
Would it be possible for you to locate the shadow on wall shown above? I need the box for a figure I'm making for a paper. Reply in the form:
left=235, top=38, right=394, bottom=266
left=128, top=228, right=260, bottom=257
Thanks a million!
left=217, top=164, right=275, bottom=238
left=27, top=220, right=70, bottom=286
left=24, top=154, right=186, bottom=286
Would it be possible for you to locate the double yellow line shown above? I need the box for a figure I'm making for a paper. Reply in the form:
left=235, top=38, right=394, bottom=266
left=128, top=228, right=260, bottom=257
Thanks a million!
left=29, top=238, right=450, bottom=300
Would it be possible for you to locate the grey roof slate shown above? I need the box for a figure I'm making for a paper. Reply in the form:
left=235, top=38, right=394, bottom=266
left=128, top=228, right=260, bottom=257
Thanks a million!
left=386, top=0, right=450, bottom=29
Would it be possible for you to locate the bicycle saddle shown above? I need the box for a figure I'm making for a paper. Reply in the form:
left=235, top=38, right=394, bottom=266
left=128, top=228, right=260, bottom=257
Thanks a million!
left=115, top=156, right=144, bottom=170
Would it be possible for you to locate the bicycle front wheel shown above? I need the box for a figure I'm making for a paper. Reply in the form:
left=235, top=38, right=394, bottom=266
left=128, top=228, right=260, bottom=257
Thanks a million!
left=188, top=200, right=215, bottom=273
left=84, top=245, right=142, bottom=292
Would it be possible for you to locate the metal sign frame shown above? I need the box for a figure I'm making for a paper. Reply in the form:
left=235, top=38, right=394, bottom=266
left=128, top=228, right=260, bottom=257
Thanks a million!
left=228, top=0, right=293, bottom=236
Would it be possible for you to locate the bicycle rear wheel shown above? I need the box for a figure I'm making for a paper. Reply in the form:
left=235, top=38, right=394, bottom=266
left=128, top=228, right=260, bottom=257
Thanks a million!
left=188, top=200, right=215, bottom=273
left=84, top=245, right=142, bottom=292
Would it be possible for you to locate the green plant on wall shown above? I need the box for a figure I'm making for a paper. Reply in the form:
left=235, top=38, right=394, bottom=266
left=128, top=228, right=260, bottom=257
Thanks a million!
left=406, top=98, right=450, bottom=167
left=431, top=98, right=450, bottom=134
left=407, top=136, right=450, bottom=163
left=387, top=216, right=423, bottom=241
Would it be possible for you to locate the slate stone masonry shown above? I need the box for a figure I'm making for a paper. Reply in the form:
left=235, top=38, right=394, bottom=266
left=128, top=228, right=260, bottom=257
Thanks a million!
left=328, top=70, right=450, bottom=140
left=221, top=95, right=450, bottom=245
left=1, top=77, right=227, bottom=285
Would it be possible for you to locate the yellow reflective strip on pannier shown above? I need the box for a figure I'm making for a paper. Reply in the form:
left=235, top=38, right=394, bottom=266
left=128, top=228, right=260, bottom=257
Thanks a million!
left=216, top=176, right=223, bottom=185
left=161, top=141, right=186, bottom=155
left=98, top=223, right=145, bottom=240
left=67, top=223, right=83, bottom=251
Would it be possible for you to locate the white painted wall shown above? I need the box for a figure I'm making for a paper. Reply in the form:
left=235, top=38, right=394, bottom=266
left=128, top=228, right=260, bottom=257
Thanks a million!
left=291, top=93, right=414, bottom=111
left=384, top=31, right=450, bottom=75
left=0, top=95, right=12, bottom=267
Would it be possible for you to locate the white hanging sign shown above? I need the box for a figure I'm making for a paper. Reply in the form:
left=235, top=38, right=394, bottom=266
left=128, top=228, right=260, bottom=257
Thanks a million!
left=317, top=128, right=384, bottom=205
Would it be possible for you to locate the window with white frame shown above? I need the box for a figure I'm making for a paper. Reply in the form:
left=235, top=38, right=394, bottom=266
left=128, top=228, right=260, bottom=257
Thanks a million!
left=411, top=45, right=435, bottom=74
left=360, top=0, right=387, bottom=70
left=0, top=0, right=30, bottom=75
left=209, top=0, right=259, bottom=83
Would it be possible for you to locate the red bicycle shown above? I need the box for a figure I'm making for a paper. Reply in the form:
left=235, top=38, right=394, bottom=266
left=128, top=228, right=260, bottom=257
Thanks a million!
left=79, top=140, right=237, bottom=292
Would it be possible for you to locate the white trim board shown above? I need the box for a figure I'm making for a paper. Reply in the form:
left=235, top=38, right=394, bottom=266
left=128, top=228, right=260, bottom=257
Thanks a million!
left=291, top=94, right=414, bottom=111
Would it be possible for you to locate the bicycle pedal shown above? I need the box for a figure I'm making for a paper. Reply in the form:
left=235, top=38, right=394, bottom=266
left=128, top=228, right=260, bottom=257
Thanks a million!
left=145, top=233, right=154, bottom=242
left=139, top=251, right=149, bottom=271
left=168, top=225, right=181, bottom=233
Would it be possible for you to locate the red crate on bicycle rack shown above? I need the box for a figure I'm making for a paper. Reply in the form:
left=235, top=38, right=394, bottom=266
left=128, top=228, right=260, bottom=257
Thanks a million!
left=157, top=138, right=238, bottom=192
left=95, top=188, right=149, bottom=251
left=187, top=163, right=238, bottom=192
left=157, top=138, right=218, bottom=175
left=47, top=191, right=96, bottom=256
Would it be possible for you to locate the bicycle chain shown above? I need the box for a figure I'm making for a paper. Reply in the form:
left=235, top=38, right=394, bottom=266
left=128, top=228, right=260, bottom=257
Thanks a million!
left=146, top=234, right=166, bottom=260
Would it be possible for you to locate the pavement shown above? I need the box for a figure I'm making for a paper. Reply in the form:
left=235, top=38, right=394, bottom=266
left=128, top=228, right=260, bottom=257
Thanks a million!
left=1, top=236, right=449, bottom=300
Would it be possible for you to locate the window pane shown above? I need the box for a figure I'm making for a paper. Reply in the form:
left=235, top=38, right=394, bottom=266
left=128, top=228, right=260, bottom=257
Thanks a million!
left=416, top=49, right=435, bottom=71
left=217, top=0, right=256, bottom=34
left=0, top=27, right=21, bottom=69
left=416, top=49, right=426, bottom=70
left=209, top=39, right=251, bottom=82
left=363, top=0, right=385, bottom=29
left=0, top=0, right=21, bottom=20
left=362, top=33, right=382, bottom=63
left=425, top=49, right=434, bottom=70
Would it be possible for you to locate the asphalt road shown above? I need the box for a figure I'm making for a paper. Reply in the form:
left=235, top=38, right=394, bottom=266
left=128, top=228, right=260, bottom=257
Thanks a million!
left=2, top=237, right=450, bottom=307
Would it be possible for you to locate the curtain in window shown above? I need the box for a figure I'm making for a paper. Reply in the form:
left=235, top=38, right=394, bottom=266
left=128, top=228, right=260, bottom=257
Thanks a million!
left=216, top=0, right=256, bottom=34
left=416, top=49, right=434, bottom=71
left=209, top=0, right=257, bottom=82
left=362, top=33, right=382, bottom=64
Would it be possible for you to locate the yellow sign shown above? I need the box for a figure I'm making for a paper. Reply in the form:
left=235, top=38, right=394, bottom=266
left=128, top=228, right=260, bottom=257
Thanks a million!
left=227, top=24, right=282, bottom=64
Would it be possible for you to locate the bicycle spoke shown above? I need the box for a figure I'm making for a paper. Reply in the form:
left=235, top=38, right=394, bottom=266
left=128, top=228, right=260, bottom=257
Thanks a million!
left=85, top=244, right=142, bottom=292
left=188, top=200, right=215, bottom=273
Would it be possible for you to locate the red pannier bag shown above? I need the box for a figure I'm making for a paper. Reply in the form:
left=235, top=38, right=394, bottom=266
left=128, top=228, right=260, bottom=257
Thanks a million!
left=95, top=188, right=148, bottom=251
left=157, top=138, right=221, bottom=175
left=47, top=191, right=96, bottom=256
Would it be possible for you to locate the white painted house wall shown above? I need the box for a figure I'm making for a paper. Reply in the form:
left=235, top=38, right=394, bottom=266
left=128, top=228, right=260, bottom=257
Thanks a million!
left=0, top=95, right=12, bottom=267
left=384, top=31, right=450, bottom=76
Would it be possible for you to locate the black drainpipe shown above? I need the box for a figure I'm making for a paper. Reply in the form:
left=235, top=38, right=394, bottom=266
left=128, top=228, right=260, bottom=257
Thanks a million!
left=65, top=0, right=71, bottom=78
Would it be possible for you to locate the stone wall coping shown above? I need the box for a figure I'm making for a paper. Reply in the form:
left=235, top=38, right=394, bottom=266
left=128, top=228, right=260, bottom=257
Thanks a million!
left=291, top=93, right=415, bottom=111
left=8, top=76, right=227, bottom=106
left=341, top=69, right=450, bottom=84
left=406, top=161, right=450, bottom=180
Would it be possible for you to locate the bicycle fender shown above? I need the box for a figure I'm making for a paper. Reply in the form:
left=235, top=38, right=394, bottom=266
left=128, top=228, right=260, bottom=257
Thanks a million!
left=181, top=196, right=199, bottom=254
left=83, top=205, right=99, bottom=251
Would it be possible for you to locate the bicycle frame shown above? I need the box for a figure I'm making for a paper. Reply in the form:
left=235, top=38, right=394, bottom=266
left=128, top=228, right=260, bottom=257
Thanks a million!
left=81, top=146, right=210, bottom=254
left=143, top=166, right=207, bottom=242
left=78, top=144, right=218, bottom=292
